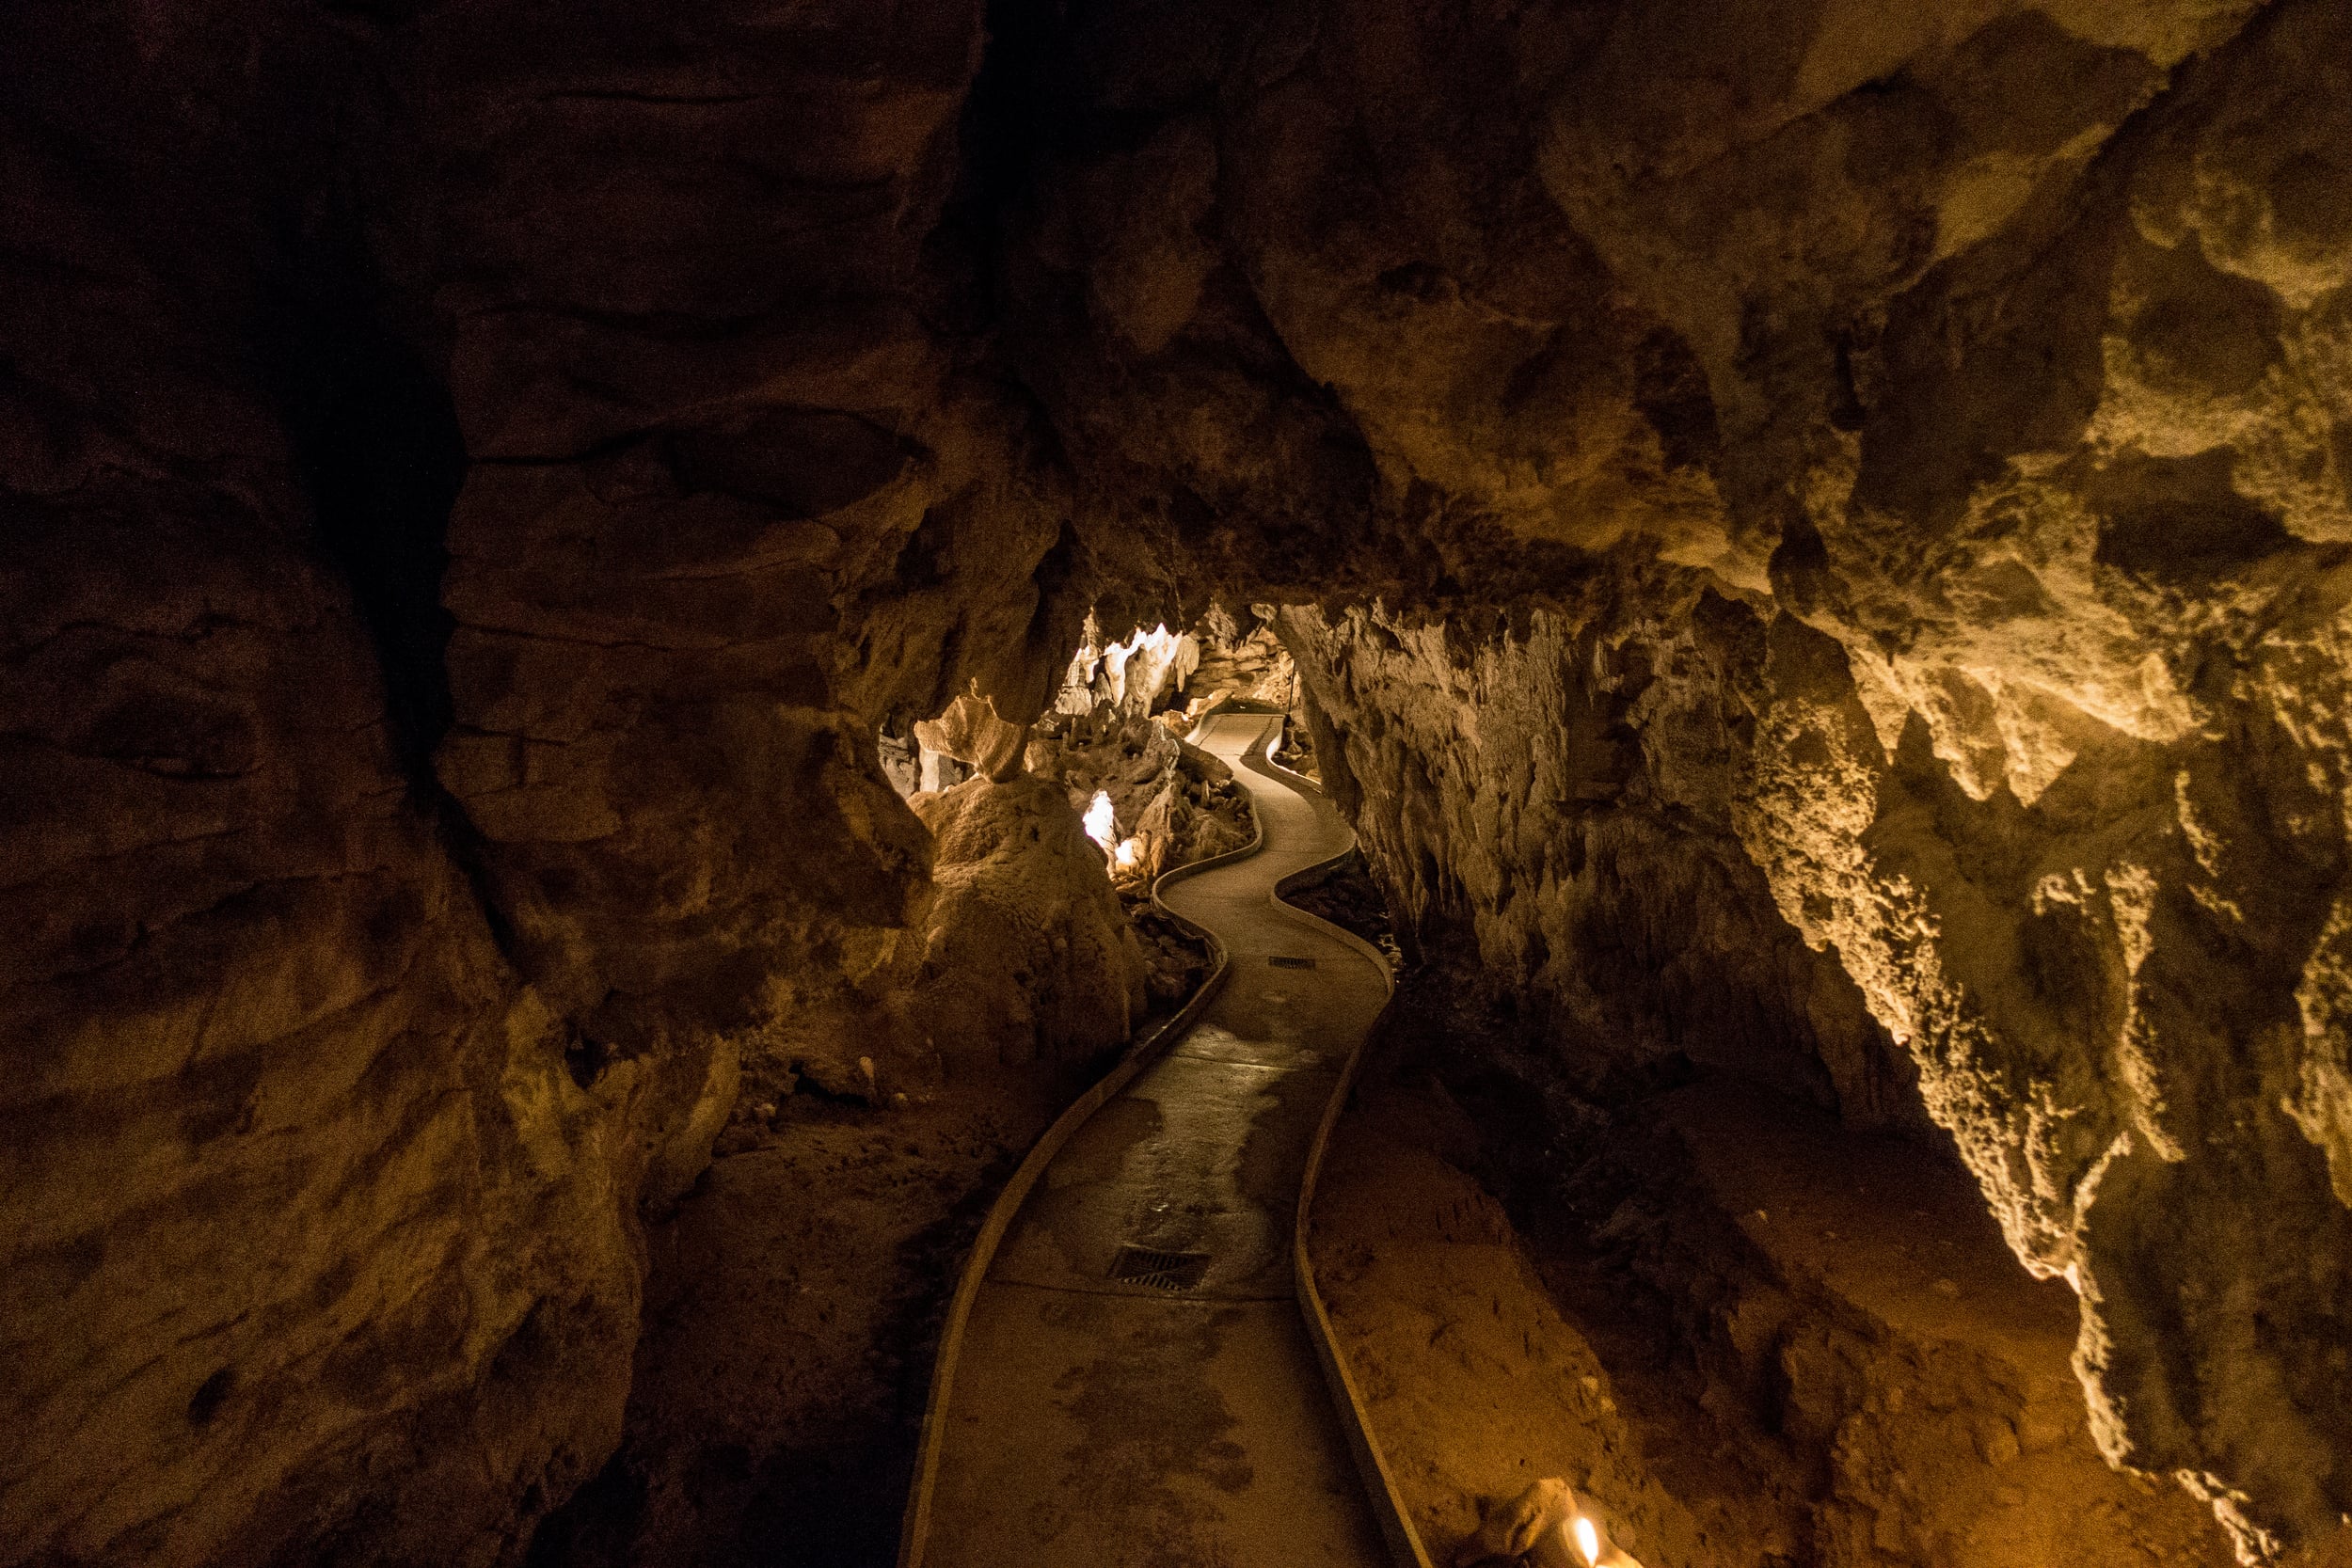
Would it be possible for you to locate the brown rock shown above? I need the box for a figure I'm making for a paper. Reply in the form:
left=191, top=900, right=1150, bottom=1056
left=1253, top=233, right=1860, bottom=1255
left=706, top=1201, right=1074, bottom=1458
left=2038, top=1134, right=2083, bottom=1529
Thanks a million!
left=9, top=0, right=2352, bottom=1556
left=916, top=690, right=1034, bottom=784
left=908, top=776, right=1150, bottom=1068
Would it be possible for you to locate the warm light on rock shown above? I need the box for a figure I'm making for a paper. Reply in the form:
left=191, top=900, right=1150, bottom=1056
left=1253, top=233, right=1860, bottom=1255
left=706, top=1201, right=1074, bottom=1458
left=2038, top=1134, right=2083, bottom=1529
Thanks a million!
left=5, top=0, right=2347, bottom=1560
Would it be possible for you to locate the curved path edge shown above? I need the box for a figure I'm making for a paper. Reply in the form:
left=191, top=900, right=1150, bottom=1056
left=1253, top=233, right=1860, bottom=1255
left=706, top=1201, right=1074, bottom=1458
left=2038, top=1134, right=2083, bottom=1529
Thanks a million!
left=895, top=728, right=1276, bottom=1568
left=1247, top=751, right=1438, bottom=1568
left=897, top=724, right=1444, bottom=1568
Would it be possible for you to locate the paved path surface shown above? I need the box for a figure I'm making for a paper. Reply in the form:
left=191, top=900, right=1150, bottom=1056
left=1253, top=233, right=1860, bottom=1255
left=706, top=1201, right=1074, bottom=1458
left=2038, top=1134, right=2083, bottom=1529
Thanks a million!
left=924, top=713, right=1391, bottom=1568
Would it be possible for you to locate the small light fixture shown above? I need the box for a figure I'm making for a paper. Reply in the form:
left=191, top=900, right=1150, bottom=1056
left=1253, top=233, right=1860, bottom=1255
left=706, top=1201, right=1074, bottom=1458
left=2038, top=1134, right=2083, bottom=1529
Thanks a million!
left=1561, top=1501, right=1642, bottom=1568
left=1455, top=1479, right=1643, bottom=1568
left=1568, top=1508, right=1644, bottom=1568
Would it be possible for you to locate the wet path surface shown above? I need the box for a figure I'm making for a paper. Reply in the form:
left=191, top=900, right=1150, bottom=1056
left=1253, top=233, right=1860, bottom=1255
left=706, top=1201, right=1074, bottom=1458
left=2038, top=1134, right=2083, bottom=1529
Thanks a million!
left=924, top=714, right=1391, bottom=1568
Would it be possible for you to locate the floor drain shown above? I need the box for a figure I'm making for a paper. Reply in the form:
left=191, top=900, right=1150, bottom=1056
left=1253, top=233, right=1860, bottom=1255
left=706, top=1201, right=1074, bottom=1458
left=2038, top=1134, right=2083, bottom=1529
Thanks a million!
left=1268, top=955, right=1317, bottom=970
left=1107, top=1244, right=1213, bottom=1291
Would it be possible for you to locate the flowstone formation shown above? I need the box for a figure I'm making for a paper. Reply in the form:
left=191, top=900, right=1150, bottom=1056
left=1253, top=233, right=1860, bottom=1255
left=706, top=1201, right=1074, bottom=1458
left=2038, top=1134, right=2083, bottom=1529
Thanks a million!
left=1277, top=598, right=1928, bottom=1137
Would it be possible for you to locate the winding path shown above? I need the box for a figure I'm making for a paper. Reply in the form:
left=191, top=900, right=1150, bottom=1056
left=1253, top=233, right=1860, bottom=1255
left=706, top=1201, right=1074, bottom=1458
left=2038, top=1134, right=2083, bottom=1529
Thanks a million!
left=910, top=712, right=1395, bottom=1568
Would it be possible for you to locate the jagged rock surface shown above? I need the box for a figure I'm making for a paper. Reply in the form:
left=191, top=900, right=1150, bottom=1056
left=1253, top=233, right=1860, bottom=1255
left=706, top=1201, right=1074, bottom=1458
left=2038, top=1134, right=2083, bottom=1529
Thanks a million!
left=1285, top=566, right=2352, bottom=1557
left=725, top=772, right=1150, bottom=1112
left=996, top=2, right=2352, bottom=1552
left=906, top=776, right=1150, bottom=1069
left=0, top=484, right=649, bottom=1567
left=1279, top=599, right=1927, bottom=1137
left=1187, top=607, right=1300, bottom=713
left=0, top=0, right=1086, bottom=1561
left=1025, top=706, right=1254, bottom=882
left=915, top=692, right=1034, bottom=784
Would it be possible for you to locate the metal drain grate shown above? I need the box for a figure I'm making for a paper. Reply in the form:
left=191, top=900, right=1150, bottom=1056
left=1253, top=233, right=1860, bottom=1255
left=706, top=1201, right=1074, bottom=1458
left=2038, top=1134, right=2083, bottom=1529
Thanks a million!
left=1107, top=1244, right=1213, bottom=1291
left=1268, top=955, right=1318, bottom=970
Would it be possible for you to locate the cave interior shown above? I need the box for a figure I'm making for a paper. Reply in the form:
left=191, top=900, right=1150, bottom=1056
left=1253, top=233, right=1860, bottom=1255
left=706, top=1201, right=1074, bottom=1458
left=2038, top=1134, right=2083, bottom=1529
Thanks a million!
left=5, top=0, right=2352, bottom=1565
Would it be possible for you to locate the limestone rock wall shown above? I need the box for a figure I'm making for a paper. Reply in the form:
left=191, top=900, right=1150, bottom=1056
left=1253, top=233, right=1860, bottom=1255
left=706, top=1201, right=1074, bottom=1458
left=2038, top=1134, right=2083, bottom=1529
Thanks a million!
left=1, top=464, right=645, bottom=1568
left=2, top=7, right=636, bottom=1560
left=910, top=776, right=1152, bottom=1069
left=1189, top=608, right=1299, bottom=714
left=1279, top=598, right=1925, bottom=1135
left=737, top=773, right=1149, bottom=1104
left=0, top=0, right=1093, bottom=1561
left=1288, top=564, right=2352, bottom=1557
left=1281, top=559, right=2352, bottom=1559
left=404, top=0, right=1082, bottom=1090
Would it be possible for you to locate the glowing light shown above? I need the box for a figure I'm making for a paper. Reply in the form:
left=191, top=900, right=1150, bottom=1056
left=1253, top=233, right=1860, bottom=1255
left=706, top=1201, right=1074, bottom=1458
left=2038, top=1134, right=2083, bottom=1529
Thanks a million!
left=1573, top=1516, right=1602, bottom=1566
left=1113, top=836, right=1142, bottom=870
left=1084, top=790, right=1118, bottom=852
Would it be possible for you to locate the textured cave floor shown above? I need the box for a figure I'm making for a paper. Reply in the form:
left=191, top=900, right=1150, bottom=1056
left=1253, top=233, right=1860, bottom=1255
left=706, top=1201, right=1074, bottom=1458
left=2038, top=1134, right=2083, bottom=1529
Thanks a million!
left=525, top=1063, right=1105, bottom=1568
left=1309, top=1034, right=2242, bottom=1568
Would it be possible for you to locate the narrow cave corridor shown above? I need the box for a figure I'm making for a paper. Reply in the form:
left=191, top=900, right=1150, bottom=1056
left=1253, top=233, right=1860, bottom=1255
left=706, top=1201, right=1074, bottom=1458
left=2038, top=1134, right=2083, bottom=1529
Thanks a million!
left=918, top=711, right=1391, bottom=1568
left=7, top=3, right=2352, bottom=1567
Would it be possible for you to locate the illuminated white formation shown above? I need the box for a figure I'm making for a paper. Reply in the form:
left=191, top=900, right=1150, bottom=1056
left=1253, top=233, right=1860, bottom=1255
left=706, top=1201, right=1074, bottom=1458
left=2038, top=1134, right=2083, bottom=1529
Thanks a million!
left=1058, top=618, right=1204, bottom=715
left=1083, top=790, right=1118, bottom=852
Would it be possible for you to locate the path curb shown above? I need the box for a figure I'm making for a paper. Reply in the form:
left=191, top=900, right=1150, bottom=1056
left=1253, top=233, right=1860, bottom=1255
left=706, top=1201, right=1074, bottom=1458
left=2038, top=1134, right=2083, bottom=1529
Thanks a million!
left=1248, top=751, right=1438, bottom=1568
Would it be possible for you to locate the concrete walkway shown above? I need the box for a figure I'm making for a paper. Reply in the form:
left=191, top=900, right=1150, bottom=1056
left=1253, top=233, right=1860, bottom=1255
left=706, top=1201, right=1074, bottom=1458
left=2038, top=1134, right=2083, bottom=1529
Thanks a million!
left=923, top=713, right=1391, bottom=1568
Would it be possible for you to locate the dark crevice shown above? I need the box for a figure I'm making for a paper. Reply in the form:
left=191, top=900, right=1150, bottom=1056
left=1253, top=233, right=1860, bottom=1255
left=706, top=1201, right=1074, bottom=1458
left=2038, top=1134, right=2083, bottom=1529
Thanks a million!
left=257, top=219, right=462, bottom=784
left=564, top=1037, right=614, bottom=1092
left=782, top=1065, right=885, bottom=1110
left=186, top=1367, right=234, bottom=1428
left=252, top=181, right=526, bottom=968
left=938, top=0, right=1071, bottom=325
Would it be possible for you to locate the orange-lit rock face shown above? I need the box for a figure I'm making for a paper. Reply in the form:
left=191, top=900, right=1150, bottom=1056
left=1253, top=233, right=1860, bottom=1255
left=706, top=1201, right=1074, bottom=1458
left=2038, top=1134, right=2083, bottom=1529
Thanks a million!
left=1002, top=3, right=2352, bottom=1554
left=5, top=0, right=2351, bottom=1562
left=1287, top=590, right=2352, bottom=1556
left=1, top=498, right=644, bottom=1567
left=1279, top=598, right=1929, bottom=1138
left=910, top=775, right=1151, bottom=1068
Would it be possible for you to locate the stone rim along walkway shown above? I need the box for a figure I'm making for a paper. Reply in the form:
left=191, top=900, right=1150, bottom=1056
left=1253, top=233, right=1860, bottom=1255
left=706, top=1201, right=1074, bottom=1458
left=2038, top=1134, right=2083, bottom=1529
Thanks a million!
left=922, top=712, right=1391, bottom=1568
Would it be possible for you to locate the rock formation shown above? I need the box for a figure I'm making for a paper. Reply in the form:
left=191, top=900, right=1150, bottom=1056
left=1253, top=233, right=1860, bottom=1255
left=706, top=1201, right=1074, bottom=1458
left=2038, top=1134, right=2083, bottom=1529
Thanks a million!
left=906, top=776, right=1150, bottom=1070
left=916, top=691, right=1035, bottom=784
left=1189, top=606, right=1302, bottom=716
left=1279, top=597, right=1930, bottom=1136
left=3, top=0, right=1074, bottom=1560
left=989, top=2, right=2352, bottom=1553
left=1025, top=706, right=1254, bottom=881
left=5, top=0, right=2350, bottom=1560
